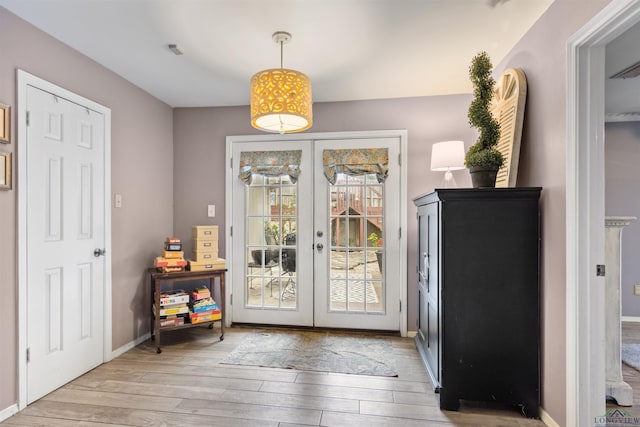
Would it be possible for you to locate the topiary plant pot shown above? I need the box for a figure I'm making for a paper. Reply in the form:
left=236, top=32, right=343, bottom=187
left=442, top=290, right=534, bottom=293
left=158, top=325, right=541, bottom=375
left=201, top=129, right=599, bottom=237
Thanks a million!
left=469, top=167, right=499, bottom=188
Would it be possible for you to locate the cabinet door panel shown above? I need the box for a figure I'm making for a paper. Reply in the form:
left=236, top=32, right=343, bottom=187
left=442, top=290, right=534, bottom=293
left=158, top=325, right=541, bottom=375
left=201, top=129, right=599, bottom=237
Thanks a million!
left=425, top=203, right=439, bottom=385
left=426, top=294, right=439, bottom=383
left=417, top=283, right=428, bottom=343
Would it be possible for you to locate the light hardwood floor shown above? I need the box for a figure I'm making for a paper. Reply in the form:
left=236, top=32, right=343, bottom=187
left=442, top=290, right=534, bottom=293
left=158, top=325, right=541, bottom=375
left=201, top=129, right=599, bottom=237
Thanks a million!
left=2, top=326, right=545, bottom=426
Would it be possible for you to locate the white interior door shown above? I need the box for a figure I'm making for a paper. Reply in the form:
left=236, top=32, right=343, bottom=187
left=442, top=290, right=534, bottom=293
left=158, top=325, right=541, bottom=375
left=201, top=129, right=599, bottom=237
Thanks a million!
left=229, top=133, right=403, bottom=331
left=313, top=138, right=401, bottom=330
left=25, top=85, right=106, bottom=403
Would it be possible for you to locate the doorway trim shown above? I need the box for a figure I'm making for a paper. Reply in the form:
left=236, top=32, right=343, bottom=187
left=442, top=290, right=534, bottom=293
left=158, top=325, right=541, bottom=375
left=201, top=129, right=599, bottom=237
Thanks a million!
left=16, top=70, right=113, bottom=410
left=225, top=130, right=408, bottom=336
left=567, top=1, right=640, bottom=425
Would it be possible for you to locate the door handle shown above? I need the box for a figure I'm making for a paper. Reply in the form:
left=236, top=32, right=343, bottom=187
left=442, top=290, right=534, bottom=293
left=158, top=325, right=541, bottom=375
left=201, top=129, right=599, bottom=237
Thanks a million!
left=316, top=243, right=324, bottom=251
left=94, top=248, right=106, bottom=257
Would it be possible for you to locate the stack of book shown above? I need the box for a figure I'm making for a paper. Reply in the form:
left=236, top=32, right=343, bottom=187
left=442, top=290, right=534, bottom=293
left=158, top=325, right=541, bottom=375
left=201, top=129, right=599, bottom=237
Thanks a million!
left=155, top=289, right=189, bottom=327
left=154, top=237, right=187, bottom=273
left=189, top=285, right=222, bottom=324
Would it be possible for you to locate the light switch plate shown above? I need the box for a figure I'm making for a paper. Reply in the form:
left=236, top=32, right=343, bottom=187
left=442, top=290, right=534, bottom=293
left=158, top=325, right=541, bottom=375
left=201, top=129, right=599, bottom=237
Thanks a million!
left=115, top=193, right=122, bottom=208
left=635, top=284, right=640, bottom=296
left=207, top=204, right=215, bottom=217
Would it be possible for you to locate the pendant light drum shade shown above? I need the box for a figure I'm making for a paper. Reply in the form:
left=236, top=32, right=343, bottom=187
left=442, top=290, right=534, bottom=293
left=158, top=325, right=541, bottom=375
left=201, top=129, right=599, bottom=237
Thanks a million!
left=251, top=68, right=312, bottom=133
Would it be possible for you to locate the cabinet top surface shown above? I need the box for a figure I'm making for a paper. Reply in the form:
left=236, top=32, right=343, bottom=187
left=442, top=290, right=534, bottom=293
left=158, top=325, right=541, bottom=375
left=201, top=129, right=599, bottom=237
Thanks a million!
left=413, top=187, right=542, bottom=205
left=148, top=268, right=227, bottom=280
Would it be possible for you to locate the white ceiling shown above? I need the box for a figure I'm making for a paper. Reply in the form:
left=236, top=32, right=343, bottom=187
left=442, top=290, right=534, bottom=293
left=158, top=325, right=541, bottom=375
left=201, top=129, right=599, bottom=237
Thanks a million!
left=1, top=0, right=637, bottom=117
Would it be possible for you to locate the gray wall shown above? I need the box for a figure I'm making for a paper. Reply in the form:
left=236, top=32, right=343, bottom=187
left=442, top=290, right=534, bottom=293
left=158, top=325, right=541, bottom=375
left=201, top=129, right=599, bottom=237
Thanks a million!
left=494, top=0, right=613, bottom=423
left=173, top=96, right=476, bottom=333
left=0, top=7, right=174, bottom=410
left=605, top=121, right=640, bottom=317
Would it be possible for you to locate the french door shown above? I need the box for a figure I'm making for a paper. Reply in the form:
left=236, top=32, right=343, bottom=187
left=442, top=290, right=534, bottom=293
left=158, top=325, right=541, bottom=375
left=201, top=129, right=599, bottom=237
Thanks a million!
left=230, top=133, right=402, bottom=331
left=231, top=140, right=314, bottom=326
left=313, top=138, right=400, bottom=330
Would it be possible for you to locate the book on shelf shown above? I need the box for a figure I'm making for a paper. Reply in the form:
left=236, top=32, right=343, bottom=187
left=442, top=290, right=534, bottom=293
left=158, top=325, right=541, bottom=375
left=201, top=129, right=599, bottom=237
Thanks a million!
left=191, top=286, right=211, bottom=301
left=154, top=257, right=187, bottom=268
left=159, top=290, right=189, bottom=306
left=189, top=309, right=222, bottom=324
left=153, top=303, right=189, bottom=317
left=190, top=297, right=218, bottom=313
left=160, top=315, right=185, bottom=328
left=162, top=250, right=185, bottom=259
left=160, top=266, right=184, bottom=273
left=164, top=242, right=182, bottom=251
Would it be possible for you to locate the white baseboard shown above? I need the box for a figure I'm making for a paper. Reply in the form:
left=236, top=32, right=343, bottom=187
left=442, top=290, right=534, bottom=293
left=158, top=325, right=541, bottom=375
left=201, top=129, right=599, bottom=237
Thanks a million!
left=622, top=316, right=640, bottom=323
left=0, top=404, right=18, bottom=423
left=407, top=330, right=417, bottom=338
left=540, top=407, right=560, bottom=427
left=109, top=332, right=150, bottom=360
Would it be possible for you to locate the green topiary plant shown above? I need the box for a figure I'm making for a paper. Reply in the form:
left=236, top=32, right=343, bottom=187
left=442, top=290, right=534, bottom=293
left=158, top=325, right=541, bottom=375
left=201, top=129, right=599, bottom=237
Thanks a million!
left=464, top=51, right=504, bottom=171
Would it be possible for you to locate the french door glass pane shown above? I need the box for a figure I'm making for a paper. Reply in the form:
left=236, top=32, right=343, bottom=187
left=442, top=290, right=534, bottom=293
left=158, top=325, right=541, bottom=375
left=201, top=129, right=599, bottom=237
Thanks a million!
left=246, top=174, right=297, bottom=309
left=329, top=173, right=384, bottom=313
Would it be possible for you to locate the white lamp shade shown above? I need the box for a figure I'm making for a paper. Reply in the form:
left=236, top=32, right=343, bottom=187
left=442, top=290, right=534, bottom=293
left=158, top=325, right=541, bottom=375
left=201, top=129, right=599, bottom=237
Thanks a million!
left=430, top=140, right=466, bottom=171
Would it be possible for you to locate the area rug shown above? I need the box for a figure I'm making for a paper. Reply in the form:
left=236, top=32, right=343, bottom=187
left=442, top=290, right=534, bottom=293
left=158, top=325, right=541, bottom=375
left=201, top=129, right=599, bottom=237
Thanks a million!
left=622, top=343, right=640, bottom=371
left=221, top=330, right=398, bottom=377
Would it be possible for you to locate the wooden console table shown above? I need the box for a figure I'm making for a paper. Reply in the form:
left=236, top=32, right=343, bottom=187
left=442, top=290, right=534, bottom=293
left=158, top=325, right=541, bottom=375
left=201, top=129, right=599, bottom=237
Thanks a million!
left=148, top=268, right=226, bottom=353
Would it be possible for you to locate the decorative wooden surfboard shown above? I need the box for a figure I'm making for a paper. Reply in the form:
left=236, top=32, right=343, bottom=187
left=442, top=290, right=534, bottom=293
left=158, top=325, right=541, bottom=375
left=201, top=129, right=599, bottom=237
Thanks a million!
left=491, top=68, right=527, bottom=188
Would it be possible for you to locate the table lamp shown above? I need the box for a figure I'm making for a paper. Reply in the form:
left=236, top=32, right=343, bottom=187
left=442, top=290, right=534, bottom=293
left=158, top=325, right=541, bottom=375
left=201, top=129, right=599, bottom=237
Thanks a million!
left=430, top=140, right=466, bottom=188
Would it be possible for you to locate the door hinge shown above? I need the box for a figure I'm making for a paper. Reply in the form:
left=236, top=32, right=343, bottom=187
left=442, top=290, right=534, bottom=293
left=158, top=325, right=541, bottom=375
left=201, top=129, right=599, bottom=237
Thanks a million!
left=399, top=227, right=401, bottom=239
left=398, top=153, right=401, bottom=166
left=26, top=348, right=30, bottom=363
left=399, top=300, right=402, bottom=312
left=230, top=226, right=233, bottom=237
left=230, top=294, right=233, bottom=305
left=230, top=157, right=233, bottom=168
left=26, top=111, right=30, bottom=127
left=597, top=264, right=606, bottom=277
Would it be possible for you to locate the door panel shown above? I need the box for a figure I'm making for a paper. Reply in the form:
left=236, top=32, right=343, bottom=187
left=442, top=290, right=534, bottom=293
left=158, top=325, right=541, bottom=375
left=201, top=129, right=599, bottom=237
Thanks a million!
left=26, top=86, right=105, bottom=403
left=313, top=138, right=400, bottom=330
left=231, top=140, right=313, bottom=326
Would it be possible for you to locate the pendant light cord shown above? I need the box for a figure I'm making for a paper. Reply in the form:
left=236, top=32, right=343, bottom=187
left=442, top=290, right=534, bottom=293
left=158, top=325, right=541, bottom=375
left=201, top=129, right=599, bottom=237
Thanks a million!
left=280, top=40, right=284, bottom=69
left=278, top=39, right=285, bottom=134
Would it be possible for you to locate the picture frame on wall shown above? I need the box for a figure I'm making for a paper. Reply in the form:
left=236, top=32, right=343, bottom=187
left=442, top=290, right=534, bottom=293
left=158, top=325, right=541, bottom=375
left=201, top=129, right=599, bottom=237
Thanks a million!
left=0, top=151, right=11, bottom=190
left=0, top=104, right=9, bottom=143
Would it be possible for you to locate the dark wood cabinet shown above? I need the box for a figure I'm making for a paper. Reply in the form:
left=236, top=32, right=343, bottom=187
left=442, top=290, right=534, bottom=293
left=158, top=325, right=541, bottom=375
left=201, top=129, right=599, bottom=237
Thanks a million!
left=413, top=188, right=541, bottom=417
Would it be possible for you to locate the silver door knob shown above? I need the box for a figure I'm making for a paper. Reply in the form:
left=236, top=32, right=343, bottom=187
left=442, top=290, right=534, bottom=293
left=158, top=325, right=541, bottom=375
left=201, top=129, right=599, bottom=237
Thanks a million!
left=316, top=243, right=324, bottom=251
left=94, top=248, right=106, bottom=257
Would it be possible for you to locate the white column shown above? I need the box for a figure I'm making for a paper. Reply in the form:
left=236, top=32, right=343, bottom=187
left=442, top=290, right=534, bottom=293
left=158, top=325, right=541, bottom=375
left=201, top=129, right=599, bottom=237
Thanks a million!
left=605, top=216, right=636, bottom=406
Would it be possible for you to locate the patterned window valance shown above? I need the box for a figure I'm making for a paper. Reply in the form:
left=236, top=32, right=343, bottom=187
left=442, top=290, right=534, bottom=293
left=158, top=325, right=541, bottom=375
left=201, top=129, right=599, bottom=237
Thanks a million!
left=322, top=148, right=389, bottom=184
left=238, top=150, right=302, bottom=185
